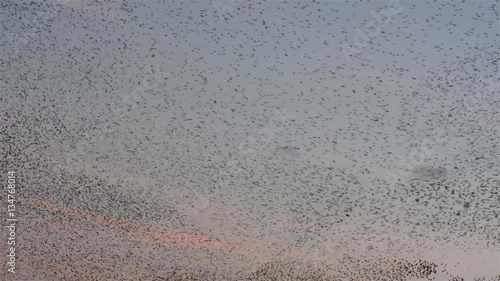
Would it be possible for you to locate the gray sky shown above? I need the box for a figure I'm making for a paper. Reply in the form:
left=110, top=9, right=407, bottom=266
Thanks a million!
left=1, top=0, right=499, bottom=280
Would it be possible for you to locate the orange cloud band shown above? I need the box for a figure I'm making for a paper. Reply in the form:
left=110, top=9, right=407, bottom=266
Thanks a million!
left=20, top=197, right=247, bottom=254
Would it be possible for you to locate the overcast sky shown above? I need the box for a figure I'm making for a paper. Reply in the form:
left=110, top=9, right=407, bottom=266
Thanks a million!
left=2, top=0, right=499, bottom=280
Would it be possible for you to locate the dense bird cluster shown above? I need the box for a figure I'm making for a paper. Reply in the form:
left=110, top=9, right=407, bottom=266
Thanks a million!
left=153, top=259, right=500, bottom=281
left=1, top=0, right=499, bottom=280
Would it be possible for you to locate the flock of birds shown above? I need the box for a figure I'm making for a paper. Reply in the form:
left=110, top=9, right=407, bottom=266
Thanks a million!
left=1, top=0, right=499, bottom=280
